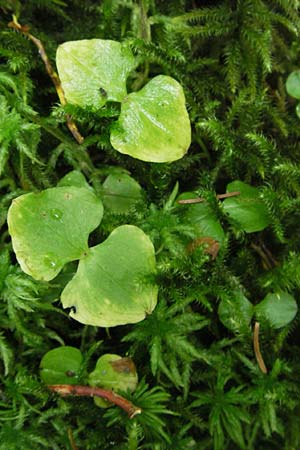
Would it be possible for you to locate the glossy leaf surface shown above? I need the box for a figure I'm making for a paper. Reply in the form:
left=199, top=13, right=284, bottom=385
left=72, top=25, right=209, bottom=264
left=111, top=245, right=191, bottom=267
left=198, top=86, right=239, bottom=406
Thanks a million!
left=110, top=75, right=191, bottom=162
left=8, top=187, right=103, bottom=281
left=61, top=225, right=158, bottom=327
left=56, top=39, right=136, bottom=108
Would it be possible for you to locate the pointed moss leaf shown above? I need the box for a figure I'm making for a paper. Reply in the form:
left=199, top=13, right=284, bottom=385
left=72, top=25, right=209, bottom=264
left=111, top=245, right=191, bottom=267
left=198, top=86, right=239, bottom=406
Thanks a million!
left=56, top=39, right=136, bottom=108
left=102, top=173, right=143, bottom=214
left=110, top=75, right=191, bottom=162
left=255, top=292, right=298, bottom=329
left=177, top=192, right=225, bottom=244
left=88, top=354, right=138, bottom=408
left=40, top=346, right=83, bottom=385
left=218, top=291, right=254, bottom=333
left=286, top=70, right=300, bottom=99
left=58, top=170, right=92, bottom=191
left=223, top=181, right=270, bottom=233
left=7, top=187, right=103, bottom=281
left=61, top=225, right=158, bottom=327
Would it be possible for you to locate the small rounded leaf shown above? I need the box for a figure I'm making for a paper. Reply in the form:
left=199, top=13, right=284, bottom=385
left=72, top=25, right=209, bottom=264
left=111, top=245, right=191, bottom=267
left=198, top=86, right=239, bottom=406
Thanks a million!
left=223, top=181, right=270, bottom=233
left=218, top=291, right=254, bottom=333
left=286, top=70, right=300, bottom=99
left=177, top=192, right=225, bottom=244
left=110, top=75, right=191, bottom=162
left=58, top=170, right=92, bottom=191
left=8, top=187, right=103, bottom=281
left=88, top=354, right=138, bottom=408
left=61, top=225, right=158, bottom=327
left=40, top=346, right=83, bottom=385
left=102, top=173, right=143, bottom=214
left=255, top=292, right=298, bottom=329
left=56, top=39, right=136, bottom=108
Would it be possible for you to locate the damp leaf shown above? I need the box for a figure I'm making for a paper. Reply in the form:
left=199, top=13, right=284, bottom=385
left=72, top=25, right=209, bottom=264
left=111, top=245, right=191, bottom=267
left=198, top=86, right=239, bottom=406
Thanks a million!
left=110, top=75, right=191, bottom=162
left=61, top=225, right=158, bottom=327
left=7, top=187, right=103, bottom=281
left=56, top=39, right=136, bottom=108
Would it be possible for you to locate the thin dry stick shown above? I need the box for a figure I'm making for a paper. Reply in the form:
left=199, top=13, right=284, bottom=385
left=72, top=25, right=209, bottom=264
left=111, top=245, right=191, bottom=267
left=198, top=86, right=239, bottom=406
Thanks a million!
left=253, top=322, right=268, bottom=374
left=48, top=384, right=142, bottom=419
left=177, top=191, right=240, bottom=204
left=67, top=428, right=79, bottom=450
left=8, top=16, right=84, bottom=144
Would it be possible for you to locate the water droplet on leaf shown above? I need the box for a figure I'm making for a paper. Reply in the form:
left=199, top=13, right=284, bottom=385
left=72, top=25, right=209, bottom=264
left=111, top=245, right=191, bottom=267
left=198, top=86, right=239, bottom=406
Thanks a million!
left=50, top=208, right=63, bottom=220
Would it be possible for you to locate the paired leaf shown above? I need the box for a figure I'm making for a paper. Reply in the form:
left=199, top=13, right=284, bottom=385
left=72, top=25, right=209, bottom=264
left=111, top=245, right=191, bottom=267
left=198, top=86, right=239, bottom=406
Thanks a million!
left=61, top=225, right=158, bottom=327
left=255, top=292, right=298, bottom=329
left=102, top=173, right=143, bottom=214
left=88, top=354, right=138, bottom=407
left=7, top=187, right=103, bottom=281
left=56, top=39, right=136, bottom=108
left=58, top=170, right=92, bottom=191
left=110, top=75, right=191, bottom=162
left=223, top=181, right=270, bottom=233
left=40, top=346, right=83, bottom=385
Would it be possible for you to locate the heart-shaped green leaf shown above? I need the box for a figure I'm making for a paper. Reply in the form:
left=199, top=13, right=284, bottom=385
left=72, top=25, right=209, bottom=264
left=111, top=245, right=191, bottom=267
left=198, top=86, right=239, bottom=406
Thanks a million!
left=40, top=346, right=83, bottom=385
left=56, top=39, right=136, bottom=108
left=218, top=291, right=254, bottom=333
left=223, top=181, right=270, bottom=233
left=102, top=173, right=143, bottom=214
left=88, top=354, right=138, bottom=408
left=61, top=225, right=158, bottom=327
left=286, top=70, right=300, bottom=99
left=8, top=187, right=103, bottom=281
left=110, top=75, right=191, bottom=162
left=255, top=292, right=298, bottom=329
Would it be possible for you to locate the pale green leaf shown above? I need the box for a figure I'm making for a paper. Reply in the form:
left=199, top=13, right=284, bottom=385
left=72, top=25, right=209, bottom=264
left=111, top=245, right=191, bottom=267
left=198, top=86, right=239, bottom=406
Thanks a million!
left=61, top=225, right=158, bottom=327
left=110, top=75, right=191, bottom=162
left=7, top=187, right=103, bottom=281
left=56, top=39, right=136, bottom=108
left=58, top=170, right=92, bottom=191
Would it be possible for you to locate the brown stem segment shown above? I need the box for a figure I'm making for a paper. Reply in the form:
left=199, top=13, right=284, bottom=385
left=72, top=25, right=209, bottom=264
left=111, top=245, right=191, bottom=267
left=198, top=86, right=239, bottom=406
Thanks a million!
left=48, top=384, right=142, bottom=419
left=177, top=191, right=240, bottom=204
left=67, top=428, right=79, bottom=450
left=253, top=322, right=267, bottom=374
left=8, top=16, right=84, bottom=144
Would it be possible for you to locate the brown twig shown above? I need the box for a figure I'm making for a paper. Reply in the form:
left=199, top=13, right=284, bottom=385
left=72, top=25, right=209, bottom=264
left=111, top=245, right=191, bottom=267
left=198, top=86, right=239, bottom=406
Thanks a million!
left=48, top=384, right=142, bottom=419
left=253, top=322, right=267, bottom=374
left=8, top=16, right=84, bottom=144
left=177, top=191, right=240, bottom=204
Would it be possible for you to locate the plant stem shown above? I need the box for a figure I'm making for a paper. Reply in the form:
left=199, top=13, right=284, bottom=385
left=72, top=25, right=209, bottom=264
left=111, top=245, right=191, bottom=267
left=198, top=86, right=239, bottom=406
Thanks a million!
left=48, top=384, right=142, bottom=418
left=253, top=322, right=267, bottom=374
left=177, top=191, right=240, bottom=204
left=8, top=16, right=84, bottom=145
